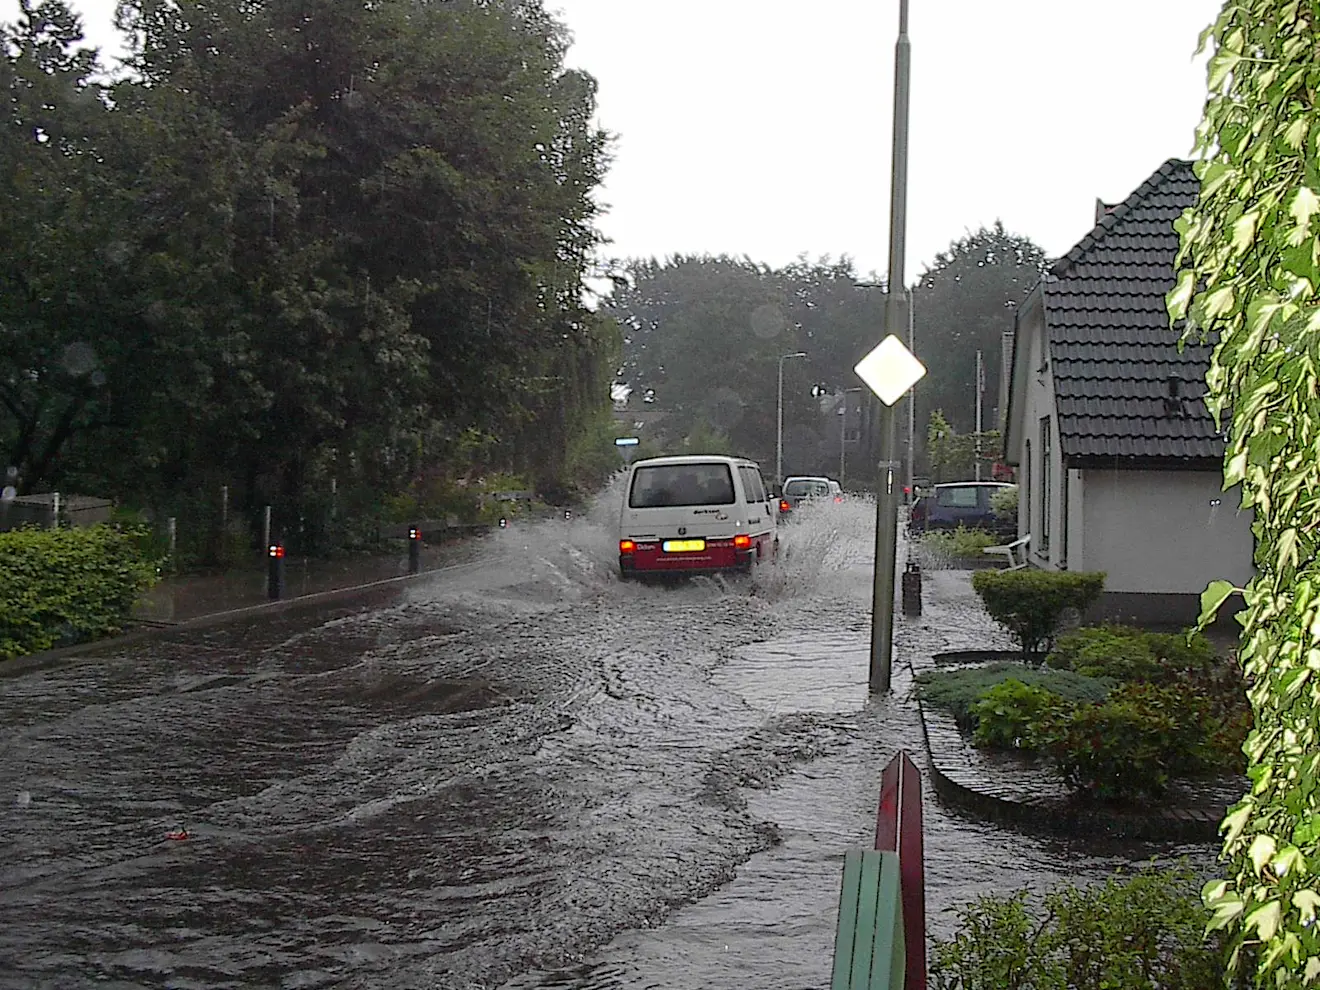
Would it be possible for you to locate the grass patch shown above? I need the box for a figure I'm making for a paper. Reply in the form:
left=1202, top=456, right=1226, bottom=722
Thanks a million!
left=916, top=662, right=1115, bottom=725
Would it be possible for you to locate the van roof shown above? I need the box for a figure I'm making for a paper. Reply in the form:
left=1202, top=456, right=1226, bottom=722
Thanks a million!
left=630, top=454, right=758, bottom=468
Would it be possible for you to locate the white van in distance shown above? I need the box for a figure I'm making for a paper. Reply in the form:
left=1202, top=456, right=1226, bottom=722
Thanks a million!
left=618, top=454, right=777, bottom=580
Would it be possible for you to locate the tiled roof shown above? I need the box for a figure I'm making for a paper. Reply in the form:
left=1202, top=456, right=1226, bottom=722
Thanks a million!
left=1044, top=159, right=1224, bottom=463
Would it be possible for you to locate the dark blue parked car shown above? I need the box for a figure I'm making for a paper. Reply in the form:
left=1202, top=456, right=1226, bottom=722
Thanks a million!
left=909, top=481, right=1014, bottom=535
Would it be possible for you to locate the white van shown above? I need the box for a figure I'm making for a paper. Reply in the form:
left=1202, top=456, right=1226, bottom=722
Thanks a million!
left=618, top=454, right=777, bottom=580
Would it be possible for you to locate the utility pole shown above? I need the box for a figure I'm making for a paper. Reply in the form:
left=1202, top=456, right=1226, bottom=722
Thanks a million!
left=975, top=349, right=984, bottom=480
left=869, top=0, right=912, bottom=695
left=777, top=351, right=807, bottom=488
left=906, top=289, right=916, bottom=498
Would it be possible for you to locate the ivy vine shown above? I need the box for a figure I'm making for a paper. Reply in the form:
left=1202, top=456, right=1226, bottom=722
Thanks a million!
left=1171, top=2, right=1320, bottom=985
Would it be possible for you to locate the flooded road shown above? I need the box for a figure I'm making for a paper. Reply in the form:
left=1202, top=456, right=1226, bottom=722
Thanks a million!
left=0, top=485, right=1216, bottom=989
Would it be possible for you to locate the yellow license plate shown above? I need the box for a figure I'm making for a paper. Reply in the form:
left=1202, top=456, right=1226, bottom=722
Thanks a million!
left=662, top=539, right=706, bottom=553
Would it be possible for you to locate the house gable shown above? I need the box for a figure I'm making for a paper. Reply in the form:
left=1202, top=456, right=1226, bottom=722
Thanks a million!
left=1042, top=159, right=1223, bottom=466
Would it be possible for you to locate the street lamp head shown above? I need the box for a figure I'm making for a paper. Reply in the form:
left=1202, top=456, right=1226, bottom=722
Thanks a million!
left=782, top=351, right=806, bottom=360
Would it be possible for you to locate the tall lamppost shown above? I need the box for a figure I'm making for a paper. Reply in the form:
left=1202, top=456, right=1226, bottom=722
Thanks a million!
left=856, top=0, right=915, bottom=695
left=838, top=387, right=864, bottom=482
left=777, top=351, right=807, bottom=488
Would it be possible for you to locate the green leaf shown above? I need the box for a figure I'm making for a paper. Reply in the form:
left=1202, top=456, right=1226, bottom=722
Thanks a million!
left=1271, top=844, right=1305, bottom=877
left=1295, top=891, right=1320, bottom=926
left=1283, top=117, right=1309, bottom=151
left=1281, top=666, right=1311, bottom=699
left=1166, top=269, right=1197, bottom=323
left=1208, top=50, right=1243, bottom=91
left=1223, top=802, right=1253, bottom=844
left=1203, top=285, right=1236, bottom=319
left=1201, top=579, right=1238, bottom=626
left=1232, top=210, right=1262, bottom=254
left=1245, top=899, right=1282, bottom=942
left=1250, top=833, right=1278, bottom=875
left=1290, top=186, right=1320, bottom=228
left=1278, top=527, right=1300, bottom=570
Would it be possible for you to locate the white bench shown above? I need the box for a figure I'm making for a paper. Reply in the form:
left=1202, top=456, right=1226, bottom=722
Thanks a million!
left=983, top=533, right=1030, bottom=570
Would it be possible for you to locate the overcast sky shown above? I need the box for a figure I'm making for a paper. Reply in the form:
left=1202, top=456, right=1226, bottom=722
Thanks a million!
left=11, top=0, right=1225, bottom=284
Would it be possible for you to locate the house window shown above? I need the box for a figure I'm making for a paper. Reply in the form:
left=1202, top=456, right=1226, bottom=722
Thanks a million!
left=1039, top=417, right=1052, bottom=554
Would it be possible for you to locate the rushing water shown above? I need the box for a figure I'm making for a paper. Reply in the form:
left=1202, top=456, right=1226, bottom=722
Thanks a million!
left=0, top=481, right=1215, bottom=989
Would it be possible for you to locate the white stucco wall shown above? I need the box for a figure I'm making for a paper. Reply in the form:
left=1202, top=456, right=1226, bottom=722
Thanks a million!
left=1078, top=469, right=1255, bottom=594
left=1008, top=302, right=1066, bottom=571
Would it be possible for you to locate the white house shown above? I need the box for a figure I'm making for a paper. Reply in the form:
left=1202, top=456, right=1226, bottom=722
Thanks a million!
left=1001, top=159, right=1254, bottom=627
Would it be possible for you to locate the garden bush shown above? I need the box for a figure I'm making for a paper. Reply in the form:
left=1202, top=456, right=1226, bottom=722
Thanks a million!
left=1049, top=624, right=1218, bottom=682
left=1048, top=624, right=1163, bottom=681
left=969, top=678, right=1069, bottom=749
left=930, top=863, right=1247, bottom=990
left=915, top=662, right=1114, bottom=732
left=989, top=483, right=1018, bottom=525
left=0, top=525, right=160, bottom=661
left=971, top=569, right=1106, bottom=661
left=921, top=525, right=999, bottom=559
left=1033, top=683, right=1204, bottom=801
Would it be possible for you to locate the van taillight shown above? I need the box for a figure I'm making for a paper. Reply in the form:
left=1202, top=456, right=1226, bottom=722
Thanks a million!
left=619, top=539, right=636, bottom=553
left=734, top=534, right=751, bottom=549
left=779, top=499, right=790, bottom=512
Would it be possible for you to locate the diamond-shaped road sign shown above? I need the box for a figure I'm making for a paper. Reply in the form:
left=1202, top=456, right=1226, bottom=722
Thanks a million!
left=854, top=334, right=926, bottom=406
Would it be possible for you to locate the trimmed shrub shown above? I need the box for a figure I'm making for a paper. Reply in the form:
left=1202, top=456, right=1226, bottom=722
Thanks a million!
left=971, top=569, right=1106, bottom=661
left=970, top=678, right=1069, bottom=749
left=915, top=662, right=1114, bottom=731
left=0, top=525, right=160, bottom=661
left=930, top=863, right=1247, bottom=990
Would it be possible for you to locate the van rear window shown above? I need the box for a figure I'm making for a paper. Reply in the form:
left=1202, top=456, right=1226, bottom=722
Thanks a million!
left=784, top=479, right=829, bottom=497
left=629, top=463, right=736, bottom=508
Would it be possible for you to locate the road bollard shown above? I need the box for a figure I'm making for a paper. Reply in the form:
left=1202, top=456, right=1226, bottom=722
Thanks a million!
left=267, top=542, right=285, bottom=600
left=901, top=558, right=922, bottom=616
left=408, top=525, right=421, bottom=574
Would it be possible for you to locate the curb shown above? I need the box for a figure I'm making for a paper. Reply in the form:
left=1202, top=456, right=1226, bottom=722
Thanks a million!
left=917, top=698, right=1231, bottom=843
left=0, top=559, right=489, bottom=679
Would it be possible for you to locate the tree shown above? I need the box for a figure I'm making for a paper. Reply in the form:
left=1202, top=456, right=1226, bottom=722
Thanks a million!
left=1170, top=3, right=1320, bottom=985
left=608, top=254, right=886, bottom=472
left=926, top=410, right=1000, bottom=483
left=0, top=0, right=119, bottom=492
left=912, top=223, right=1048, bottom=438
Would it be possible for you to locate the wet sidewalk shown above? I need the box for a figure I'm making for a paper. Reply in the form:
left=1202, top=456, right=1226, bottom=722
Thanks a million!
left=132, top=538, right=487, bottom=625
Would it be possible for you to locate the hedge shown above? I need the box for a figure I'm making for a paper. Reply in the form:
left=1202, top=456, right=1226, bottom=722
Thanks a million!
left=971, top=569, right=1106, bottom=661
left=0, top=525, right=160, bottom=661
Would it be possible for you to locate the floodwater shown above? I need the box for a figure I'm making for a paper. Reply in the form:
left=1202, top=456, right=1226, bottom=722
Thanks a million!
left=0, top=478, right=1217, bottom=989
